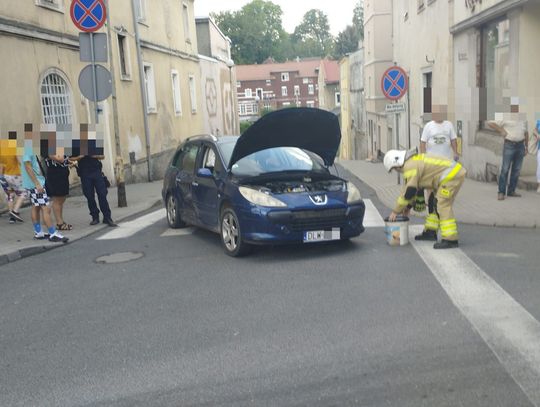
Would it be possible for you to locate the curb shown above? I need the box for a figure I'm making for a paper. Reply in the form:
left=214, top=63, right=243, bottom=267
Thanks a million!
left=0, top=199, right=163, bottom=267
left=336, top=164, right=538, bottom=229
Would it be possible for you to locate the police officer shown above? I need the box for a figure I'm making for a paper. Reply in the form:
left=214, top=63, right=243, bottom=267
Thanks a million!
left=384, top=149, right=466, bottom=249
left=73, top=155, right=117, bottom=227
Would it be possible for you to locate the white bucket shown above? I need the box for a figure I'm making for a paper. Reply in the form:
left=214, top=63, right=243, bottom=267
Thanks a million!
left=384, top=216, right=410, bottom=246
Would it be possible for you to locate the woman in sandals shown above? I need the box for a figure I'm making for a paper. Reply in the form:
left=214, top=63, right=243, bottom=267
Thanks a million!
left=44, top=152, right=73, bottom=231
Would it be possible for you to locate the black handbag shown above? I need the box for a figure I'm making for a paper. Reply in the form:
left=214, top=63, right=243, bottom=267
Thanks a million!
left=102, top=173, right=111, bottom=188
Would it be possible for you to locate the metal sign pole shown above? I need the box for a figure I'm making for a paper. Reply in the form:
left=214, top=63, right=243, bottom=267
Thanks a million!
left=90, top=32, right=99, bottom=124
left=396, top=111, right=400, bottom=185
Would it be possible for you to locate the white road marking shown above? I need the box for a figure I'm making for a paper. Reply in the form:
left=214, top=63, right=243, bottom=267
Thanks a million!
left=409, top=224, right=540, bottom=406
left=363, top=199, right=386, bottom=227
left=471, top=252, right=520, bottom=259
left=160, top=227, right=195, bottom=237
left=97, top=209, right=166, bottom=240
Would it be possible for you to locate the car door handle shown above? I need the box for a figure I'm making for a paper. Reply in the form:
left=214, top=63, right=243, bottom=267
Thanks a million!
left=192, top=181, right=199, bottom=187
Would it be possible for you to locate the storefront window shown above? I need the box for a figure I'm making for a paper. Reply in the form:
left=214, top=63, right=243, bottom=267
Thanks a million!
left=481, top=18, right=510, bottom=125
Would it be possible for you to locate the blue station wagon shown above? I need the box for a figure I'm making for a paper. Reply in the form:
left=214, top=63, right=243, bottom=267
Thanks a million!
left=162, top=108, right=365, bottom=256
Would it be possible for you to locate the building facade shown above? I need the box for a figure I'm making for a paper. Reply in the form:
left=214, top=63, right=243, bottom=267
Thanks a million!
left=0, top=0, right=237, bottom=184
left=196, top=17, right=239, bottom=137
left=318, top=59, right=341, bottom=112
left=235, top=58, right=322, bottom=122
left=339, top=48, right=367, bottom=160
left=451, top=0, right=540, bottom=180
left=363, top=0, right=393, bottom=160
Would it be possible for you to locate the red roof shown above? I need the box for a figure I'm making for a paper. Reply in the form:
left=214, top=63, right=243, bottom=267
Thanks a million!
left=236, top=59, right=322, bottom=81
left=322, top=59, right=340, bottom=84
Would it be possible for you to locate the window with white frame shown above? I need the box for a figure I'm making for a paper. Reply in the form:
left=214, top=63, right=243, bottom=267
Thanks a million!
left=303, top=78, right=309, bottom=84
left=294, top=85, right=300, bottom=96
left=245, top=88, right=252, bottom=98
left=183, top=3, right=191, bottom=42
left=266, top=79, right=271, bottom=86
left=171, top=70, right=182, bottom=116
left=335, top=92, right=341, bottom=106
left=306, top=101, right=315, bottom=108
left=36, top=0, right=63, bottom=12
left=256, top=88, right=263, bottom=100
left=189, top=75, right=197, bottom=113
left=40, top=71, right=73, bottom=124
left=136, top=0, right=147, bottom=22
left=143, top=62, right=157, bottom=113
left=308, top=84, right=314, bottom=95
left=281, top=72, right=289, bottom=82
left=281, top=86, right=288, bottom=96
left=239, top=104, right=247, bottom=115
left=117, top=34, right=131, bottom=80
left=237, top=81, right=241, bottom=88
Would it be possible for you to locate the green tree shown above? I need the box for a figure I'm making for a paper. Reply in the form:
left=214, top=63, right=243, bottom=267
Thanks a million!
left=212, top=0, right=288, bottom=64
left=353, top=0, right=365, bottom=40
left=292, top=9, right=334, bottom=58
left=333, top=25, right=360, bottom=59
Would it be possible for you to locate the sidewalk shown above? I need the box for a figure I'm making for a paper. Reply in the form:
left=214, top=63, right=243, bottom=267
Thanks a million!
left=339, top=159, right=540, bottom=228
left=0, top=182, right=163, bottom=265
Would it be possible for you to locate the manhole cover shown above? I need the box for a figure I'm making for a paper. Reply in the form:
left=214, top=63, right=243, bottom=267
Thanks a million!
left=95, top=251, right=144, bottom=264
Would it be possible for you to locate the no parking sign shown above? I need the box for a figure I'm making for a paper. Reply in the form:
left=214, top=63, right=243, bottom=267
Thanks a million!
left=70, top=0, right=107, bottom=32
left=381, top=66, right=408, bottom=101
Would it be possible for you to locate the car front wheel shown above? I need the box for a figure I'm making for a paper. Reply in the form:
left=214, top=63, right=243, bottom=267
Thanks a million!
left=166, top=193, right=186, bottom=229
left=220, top=207, right=250, bottom=257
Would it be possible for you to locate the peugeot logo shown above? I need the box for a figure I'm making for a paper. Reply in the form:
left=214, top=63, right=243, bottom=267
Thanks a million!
left=309, top=194, right=328, bottom=205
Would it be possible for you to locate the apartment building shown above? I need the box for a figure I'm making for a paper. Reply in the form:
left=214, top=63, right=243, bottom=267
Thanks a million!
left=0, top=0, right=237, bottom=183
left=363, top=0, right=393, bottom=160
left=318, top=58, right=341, bottom=112
left=235, top=58, right=321, bottom=122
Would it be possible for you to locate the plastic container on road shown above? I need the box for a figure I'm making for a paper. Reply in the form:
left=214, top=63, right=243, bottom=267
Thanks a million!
left=384, top=215, right=410, bottom=246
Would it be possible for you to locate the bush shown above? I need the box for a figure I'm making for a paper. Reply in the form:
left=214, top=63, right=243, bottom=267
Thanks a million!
left=240, top=121, right=253, bottom=134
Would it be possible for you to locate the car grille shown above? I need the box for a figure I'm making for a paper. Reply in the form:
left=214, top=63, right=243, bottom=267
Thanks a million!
left=289, top=208, right=348, bottom=232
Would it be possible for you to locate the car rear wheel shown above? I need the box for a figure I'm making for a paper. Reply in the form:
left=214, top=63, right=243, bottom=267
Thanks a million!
left=166, top=193, right=186, bottom=229
left=220, top=207, right=250, bottom=257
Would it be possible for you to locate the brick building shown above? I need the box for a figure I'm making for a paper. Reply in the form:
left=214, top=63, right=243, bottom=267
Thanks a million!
left=235, top=58, right=322, bottom=122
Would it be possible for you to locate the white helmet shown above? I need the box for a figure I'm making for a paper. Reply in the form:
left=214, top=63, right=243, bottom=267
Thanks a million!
left=383, top=150, right=407, bottom=172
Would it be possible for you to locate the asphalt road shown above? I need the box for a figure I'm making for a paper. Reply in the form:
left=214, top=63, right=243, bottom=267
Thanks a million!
left=1, top=180, right=539, bottom=407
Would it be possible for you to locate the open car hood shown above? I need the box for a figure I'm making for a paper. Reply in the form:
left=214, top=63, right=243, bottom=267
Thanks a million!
left=228, top=108, right=341, bottom=169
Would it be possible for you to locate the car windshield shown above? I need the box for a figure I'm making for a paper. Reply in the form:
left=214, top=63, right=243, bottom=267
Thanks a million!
left=222, top=146, right=326, bottom=177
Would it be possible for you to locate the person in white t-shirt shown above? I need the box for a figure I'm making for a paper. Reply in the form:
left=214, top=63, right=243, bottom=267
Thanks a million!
left=420, top=104, right=459, bottom=160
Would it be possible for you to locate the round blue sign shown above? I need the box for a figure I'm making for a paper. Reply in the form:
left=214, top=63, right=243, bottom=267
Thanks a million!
left=70, top=0, right=106, bottom=32
left=381, top=66, right=408, bottom=101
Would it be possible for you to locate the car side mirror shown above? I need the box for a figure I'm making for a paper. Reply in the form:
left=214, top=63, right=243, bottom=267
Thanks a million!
left=197, top=168, right=213, bottom=178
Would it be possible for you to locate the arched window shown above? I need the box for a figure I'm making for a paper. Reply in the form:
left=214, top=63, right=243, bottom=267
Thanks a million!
left=40, top=71, right=73, bottom=125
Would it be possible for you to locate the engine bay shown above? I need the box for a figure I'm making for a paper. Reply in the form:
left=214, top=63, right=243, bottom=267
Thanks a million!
left=249, top=178, right=346, bottom=194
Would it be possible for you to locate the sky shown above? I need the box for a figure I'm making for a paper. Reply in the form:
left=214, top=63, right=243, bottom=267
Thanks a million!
left=194, top=0, right=359, bottom=36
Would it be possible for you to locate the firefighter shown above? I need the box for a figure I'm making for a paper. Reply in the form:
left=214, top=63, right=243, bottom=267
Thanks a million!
left=384, top=149, right=466, bottom=249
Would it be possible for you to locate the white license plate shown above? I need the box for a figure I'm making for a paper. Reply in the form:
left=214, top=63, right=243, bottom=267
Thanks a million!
left=303, top=229, right=341, bottom=243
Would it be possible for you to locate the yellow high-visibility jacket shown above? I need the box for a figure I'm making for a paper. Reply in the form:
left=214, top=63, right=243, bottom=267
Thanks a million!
left=393, top=154, right=462, bottom=213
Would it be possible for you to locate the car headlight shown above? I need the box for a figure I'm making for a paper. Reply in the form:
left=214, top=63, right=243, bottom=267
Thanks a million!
left=346, top=182, right=362, bottom=204
left=239, top=186, right=287, bottom=207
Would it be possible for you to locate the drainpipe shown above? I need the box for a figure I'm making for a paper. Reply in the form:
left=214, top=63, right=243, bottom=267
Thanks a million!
left=131, top=0, right=152, bottom=182
left=104, top=0, right=127, bottom=206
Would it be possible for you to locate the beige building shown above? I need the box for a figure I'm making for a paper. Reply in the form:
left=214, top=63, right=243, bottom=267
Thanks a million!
left=318, top=59, right=341, bottom=113
left=366, top=0, right=539, bottom=182
left=451, top=0, right=540, bottom=181
left=339, top=47, right=367, bottom=160
left=363, top=0, right=393, bottom=160
left=0, top=0, right=237, bottom=184
left=196, top=17, right=239, bottom=137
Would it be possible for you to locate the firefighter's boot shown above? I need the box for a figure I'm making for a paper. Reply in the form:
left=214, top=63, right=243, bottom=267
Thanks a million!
left=433, top=239, right=459, bottom=249
left=415, top=229, right=437, bottom=241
